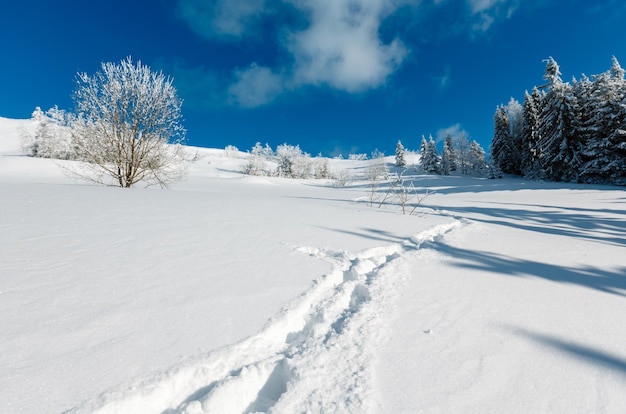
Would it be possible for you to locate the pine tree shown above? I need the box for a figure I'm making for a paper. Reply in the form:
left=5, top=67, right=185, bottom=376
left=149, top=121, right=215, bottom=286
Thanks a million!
left=395, top=140, right=407, bottom=168
left=536, top=57, right=581, bottom=181
left=506, top=97, right=524, bottom=173
left=443, top=133, right=457, bottom=173
left=419, top=135, right=428, bottom=160
left=421, top=135, right=440, bottom=173
left=520, top=87, right=543, bottom=177
left=498, top=56, right=626, bottom=185
left=491, top=105, right=513, bottom=173
left=580, top=57, right=626, bottom=183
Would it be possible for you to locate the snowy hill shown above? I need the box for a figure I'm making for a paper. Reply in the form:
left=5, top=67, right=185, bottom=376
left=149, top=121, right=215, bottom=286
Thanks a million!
left=1, top=117, right=626, bottom=413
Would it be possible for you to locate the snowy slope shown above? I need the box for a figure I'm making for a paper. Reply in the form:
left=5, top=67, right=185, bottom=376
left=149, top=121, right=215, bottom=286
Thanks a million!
left=1, top=118, right=625, bottom=413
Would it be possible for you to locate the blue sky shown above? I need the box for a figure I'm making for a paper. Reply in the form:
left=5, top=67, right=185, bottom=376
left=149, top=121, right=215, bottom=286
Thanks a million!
left=2, top=0, right=626, bottom=156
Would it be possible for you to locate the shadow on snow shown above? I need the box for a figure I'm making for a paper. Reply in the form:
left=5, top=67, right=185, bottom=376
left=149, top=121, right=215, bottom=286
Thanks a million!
left=435, top=242, right=626, bottom=297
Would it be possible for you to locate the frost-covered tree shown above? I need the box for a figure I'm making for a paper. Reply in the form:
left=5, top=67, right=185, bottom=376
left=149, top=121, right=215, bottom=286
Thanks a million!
left=507, top=98, right=524, bottom=146
left=70, top=57, right=187, bottom=188
left=454, top=132, right=472, bottom=175
left=395, top=140, right=406, bottom=167
left=468, top=140, right=487, bottom=176
left=21, top=106, right=74, bottom=159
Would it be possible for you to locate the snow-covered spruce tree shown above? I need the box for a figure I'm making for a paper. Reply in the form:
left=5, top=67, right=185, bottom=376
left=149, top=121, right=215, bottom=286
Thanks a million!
left=419, top=135, right=428, bottom=161
left=70, top=57, right=187, bottom=188
left=579, top=57, right=626, bottom=183
left=395, top=140, right=407, bottom=167
left=440, top=144, right=451, bottom=175
left=442, top=133, right=457, bottom=173
left=506, top=97, right=524, bottom=173
left=572, top=74, right=601, bottom=181
left=491, top=105, right=513, bottom=173
left=420, top=135, right=440, bottom=173
left=537, top=57, right=582, bottom=181
left=519, top=87, right=544, bottom=177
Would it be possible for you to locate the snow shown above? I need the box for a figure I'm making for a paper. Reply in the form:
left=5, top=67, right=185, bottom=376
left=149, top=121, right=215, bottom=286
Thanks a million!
left=1, top=117, right=625, bottom=413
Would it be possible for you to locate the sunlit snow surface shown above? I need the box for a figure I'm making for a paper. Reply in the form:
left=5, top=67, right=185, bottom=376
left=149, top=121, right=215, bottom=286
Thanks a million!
left=1, top=117, right=626, bottom=413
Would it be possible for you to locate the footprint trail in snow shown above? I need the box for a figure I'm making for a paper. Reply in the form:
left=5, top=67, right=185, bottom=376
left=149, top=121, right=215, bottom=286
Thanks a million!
left=65, top=220, right=464, bottom=414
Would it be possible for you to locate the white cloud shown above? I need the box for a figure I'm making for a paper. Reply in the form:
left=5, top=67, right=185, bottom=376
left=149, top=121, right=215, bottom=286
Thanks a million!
left=175, top=0, right=530, bottom=107
left=177, top=0, right=266, bottom=39
left=436, top=123, right=468, bottom=142
left=228, top=64, right=284, bottom=108
left=286, top=0, right=408, bottom=92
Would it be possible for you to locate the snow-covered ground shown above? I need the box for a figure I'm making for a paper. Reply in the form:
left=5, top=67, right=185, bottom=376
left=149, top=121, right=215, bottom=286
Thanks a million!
left=1, top=117, right=625, bottom=413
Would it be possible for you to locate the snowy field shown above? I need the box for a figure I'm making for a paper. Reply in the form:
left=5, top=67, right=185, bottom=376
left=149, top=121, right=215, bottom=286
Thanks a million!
left=1, top=117, right=626, bottom=413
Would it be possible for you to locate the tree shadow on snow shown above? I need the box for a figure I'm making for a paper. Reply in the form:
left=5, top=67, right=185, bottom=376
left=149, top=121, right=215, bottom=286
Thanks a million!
left=498, top=325, right=626, bottom=378
left=438, top=203, right=626, bottom=247
left=435, top=243, right=626, bottom=297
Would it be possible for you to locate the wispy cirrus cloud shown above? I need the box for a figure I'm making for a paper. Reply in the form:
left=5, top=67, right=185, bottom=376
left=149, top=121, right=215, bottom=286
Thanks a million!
left=465, top=0, right=521, bottom=34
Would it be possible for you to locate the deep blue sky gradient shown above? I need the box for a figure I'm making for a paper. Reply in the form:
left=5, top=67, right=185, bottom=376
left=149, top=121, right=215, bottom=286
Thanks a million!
left=2, top=0, right=625, bottom=156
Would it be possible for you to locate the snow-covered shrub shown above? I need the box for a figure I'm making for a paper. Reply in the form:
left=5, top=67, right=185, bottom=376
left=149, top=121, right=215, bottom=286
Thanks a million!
left=348, top=153, right=368, bottom=161
left=276, top=144, right=312, bottom=178
left=334, top=169, right=353, bottom=186
left=241, top=154, right=267, bottom=176
left=313, top=157, right=332, bottom=179
left=241, top=142, right=271, bottom=176
left=224, top=145, right=239, bottom=158
left=251, top=142, right=274, bottom=158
